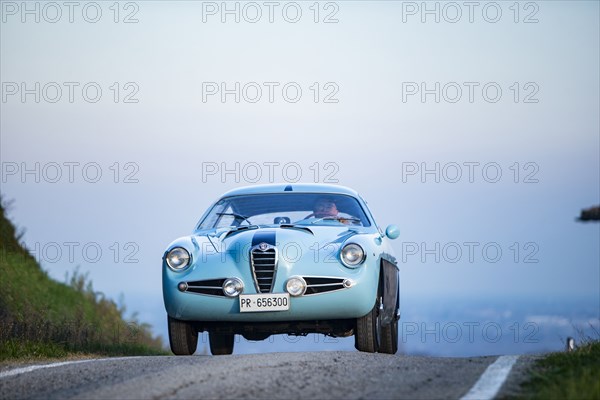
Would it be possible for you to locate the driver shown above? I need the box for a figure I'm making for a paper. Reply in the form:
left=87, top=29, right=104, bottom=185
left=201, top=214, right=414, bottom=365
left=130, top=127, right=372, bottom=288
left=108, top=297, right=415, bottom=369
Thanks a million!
left=312, top=197, right=339, bottom=219
left=304, top=197, right=352, bottom=224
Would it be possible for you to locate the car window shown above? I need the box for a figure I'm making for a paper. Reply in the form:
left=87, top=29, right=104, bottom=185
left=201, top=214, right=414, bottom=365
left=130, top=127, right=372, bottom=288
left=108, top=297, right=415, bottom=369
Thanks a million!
left=198, top=193, right=371, bottom=229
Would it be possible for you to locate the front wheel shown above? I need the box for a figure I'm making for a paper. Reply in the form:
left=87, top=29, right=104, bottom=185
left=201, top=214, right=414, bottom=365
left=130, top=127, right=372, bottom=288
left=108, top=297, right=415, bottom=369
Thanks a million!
left=355, top=294, right=398, bottom=354
left=379, top=315, right=398, bottom=354
left=168, top=316, right=198, bottom=355
left=209, top=332, right=235, bottom=355
left=354, top=300, right=379, bottom=353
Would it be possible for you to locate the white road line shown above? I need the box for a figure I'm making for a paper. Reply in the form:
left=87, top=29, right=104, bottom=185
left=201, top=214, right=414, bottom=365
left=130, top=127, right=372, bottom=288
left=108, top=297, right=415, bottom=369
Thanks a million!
left=461, top=355, right=520, bottom=400
left=0, top=357, right=140, bottom=379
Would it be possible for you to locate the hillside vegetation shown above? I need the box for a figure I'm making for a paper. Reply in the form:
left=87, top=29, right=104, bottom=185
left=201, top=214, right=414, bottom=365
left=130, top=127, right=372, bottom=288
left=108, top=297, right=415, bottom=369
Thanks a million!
left=518, top=339, right=600, bottom=399
left=0, top=198, right=165, bottom=361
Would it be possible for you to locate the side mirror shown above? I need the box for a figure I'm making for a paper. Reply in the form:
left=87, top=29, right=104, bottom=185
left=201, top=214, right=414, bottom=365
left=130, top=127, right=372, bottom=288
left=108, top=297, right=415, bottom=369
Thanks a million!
left=385, top=224, right=400, bottom=240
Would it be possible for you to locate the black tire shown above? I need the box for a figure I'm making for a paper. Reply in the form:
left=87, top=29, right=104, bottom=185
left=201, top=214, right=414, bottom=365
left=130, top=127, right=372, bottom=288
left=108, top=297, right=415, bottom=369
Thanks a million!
left=168, top=316, right=198, bottom=355
left=354, top=300, right=379, bottom=353
left=379, top=316, right=398, bottom=354
left=209, top=332, right=235, bottom=355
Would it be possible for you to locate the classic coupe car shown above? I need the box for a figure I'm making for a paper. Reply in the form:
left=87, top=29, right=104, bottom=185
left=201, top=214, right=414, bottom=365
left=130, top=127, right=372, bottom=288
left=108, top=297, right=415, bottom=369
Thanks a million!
left=163, top=183, right=400, bottom=355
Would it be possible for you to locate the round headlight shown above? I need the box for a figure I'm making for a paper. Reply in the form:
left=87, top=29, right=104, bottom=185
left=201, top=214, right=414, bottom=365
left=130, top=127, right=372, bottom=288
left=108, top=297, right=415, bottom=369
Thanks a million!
left=166, top=247, right=191, bottom=270
left=340, top=243, right=365, bottom=267
left=285, top=276, right=306, bottom=297
left=222, top=278, right=244, bottom=297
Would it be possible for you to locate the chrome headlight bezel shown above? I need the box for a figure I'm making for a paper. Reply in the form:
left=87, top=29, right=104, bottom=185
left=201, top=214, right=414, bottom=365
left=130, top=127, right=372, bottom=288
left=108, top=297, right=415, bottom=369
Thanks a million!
left=165, top=247, right=191, bottom=271
left=340, top=243, right=365, bottom=268
left=222, top=277, right=244, bottom=297
left=285, top=276, right=307, bottom=297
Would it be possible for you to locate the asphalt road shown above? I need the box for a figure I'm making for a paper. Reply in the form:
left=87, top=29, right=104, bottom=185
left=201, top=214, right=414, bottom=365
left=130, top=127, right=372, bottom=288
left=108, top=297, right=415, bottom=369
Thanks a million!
left=0, top=352, right=535, bottom=400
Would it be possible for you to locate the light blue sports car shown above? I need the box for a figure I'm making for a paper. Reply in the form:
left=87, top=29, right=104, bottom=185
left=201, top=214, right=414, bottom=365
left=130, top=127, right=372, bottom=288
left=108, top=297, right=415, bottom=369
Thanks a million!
left=163, top=183, right=400, bottom=355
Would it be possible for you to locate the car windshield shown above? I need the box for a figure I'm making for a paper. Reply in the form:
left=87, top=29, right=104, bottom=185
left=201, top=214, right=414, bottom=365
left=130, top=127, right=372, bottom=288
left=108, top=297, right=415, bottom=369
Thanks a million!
left=198, top=193, right=371, bottom=229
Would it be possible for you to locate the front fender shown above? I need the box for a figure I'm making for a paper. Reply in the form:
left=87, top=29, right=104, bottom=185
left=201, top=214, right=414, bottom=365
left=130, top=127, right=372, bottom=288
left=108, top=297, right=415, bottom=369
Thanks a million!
left=380, top=258, right=399, bottom=326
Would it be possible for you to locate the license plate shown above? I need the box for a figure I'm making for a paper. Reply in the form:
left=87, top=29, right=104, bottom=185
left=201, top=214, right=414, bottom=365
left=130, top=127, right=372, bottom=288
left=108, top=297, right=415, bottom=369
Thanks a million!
left=239, top=293, right=290, bottom=313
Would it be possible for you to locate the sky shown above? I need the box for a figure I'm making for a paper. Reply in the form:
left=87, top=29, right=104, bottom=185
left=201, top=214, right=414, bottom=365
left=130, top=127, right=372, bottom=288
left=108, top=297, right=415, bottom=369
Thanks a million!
left=1, top=0, right=599, bottom=356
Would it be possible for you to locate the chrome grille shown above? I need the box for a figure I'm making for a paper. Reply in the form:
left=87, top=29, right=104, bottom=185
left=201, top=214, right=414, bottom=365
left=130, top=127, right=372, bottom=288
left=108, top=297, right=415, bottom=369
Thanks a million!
left=250, top=245, right=277, bottom=293
left=184, top=278, right=226, bottom=296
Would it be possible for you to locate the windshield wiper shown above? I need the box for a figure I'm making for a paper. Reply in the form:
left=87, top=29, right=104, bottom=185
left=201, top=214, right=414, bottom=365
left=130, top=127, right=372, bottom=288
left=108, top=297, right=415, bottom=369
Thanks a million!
left=216, top=212, right=253, bottom=224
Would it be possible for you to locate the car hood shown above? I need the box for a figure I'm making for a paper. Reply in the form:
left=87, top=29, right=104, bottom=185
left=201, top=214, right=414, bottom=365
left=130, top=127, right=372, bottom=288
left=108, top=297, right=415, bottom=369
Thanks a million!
left=203, top=225, right=366, bottom=253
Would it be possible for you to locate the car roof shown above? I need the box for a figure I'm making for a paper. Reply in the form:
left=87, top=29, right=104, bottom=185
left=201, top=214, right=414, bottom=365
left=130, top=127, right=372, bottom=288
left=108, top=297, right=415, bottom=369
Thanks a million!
left=220, top=183, right=360, bottom=198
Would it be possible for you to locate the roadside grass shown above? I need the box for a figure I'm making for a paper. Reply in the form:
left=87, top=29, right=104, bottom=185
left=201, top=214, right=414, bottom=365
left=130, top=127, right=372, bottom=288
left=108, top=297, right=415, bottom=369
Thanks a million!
left=1, top=339, right=70, bottom=360
left=1, top=339, right=166, bottom=361
left=518, top=338, right=600, bottom=400
left=0, top=197, right=167, bottom=362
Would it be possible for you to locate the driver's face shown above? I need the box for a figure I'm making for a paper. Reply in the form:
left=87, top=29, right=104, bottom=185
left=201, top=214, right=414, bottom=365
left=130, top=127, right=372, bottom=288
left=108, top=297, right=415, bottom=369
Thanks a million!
left=314, top=200, right=338, bottom=218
